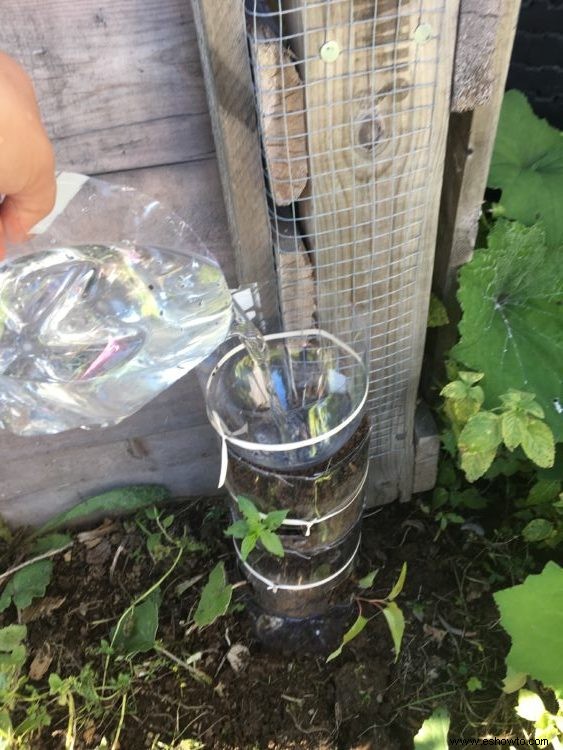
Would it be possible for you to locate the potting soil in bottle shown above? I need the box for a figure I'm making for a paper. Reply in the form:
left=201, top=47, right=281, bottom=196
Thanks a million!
left=0, top=244, right=233, bottom=434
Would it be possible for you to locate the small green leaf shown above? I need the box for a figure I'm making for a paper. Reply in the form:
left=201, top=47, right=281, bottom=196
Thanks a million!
left=259, top=530, right=285, bottom=558
left=240, top=533, right=258, bottom=561
left=31, top=533, right=72, bottom=555
left=458, top=371, right=484, bottom=386
left=387, top=562, right=407, bottom=601
left=522, top=518, right=554, bottom=543
left=0, top=561, right=53, bottom=612
left=112, top=590, right=161, bottom=655
left=236, top=497, right=261, bottom=525
left=326, top=614, right=368, bottom=662
left=521, top=419, right=555, bottom=468
left=194, top=563, right=233, bottom=629
left=427, top=294, right=449, bottom=328
left=519, top=479, right=561, bottom=508
left=263, top=509, right=289, bottom=531
left=38, top=485, right=170, bottom=534
left=162, top=515, right=174, bottom=529
left=414, top=707, right=450, bottom=750
left=0, top=625, right=27, bottom=652
left=382, top=601, right=405, bottom=662
left=441, top=381, right=469, bottom=400
left=225, top=520, right=249, bottom=539
left=358, top=569, right=379, bottom=589
left=501, top=411, right=527, bottom=451
left=466, top=676, right=482, bottom=692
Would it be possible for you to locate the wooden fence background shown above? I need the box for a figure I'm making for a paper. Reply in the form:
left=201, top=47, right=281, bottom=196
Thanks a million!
left=0, top=0, right=520, bottom=525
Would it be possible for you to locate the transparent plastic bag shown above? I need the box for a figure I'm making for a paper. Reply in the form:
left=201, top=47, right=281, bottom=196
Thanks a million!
left=0, top=173, right=233, bottom=436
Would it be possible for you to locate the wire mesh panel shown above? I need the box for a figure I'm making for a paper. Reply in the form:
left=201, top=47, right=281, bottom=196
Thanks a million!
left=245, top=0, right=458, bottom=500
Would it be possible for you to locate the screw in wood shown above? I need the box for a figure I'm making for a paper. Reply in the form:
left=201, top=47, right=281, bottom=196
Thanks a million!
left=319, top=40, right=341, bottom=63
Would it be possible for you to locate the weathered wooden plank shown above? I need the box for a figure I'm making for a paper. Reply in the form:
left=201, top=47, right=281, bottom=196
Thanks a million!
left=430, top=0, right=521, bottom=368
left=191, top=0, right=280, bottom=330
left=99, top=160, right=237, bottom=286
left=281, top=0, right=460, bottom=503
left=0, top=425, right=221, bottom=527
left=2, top=0, right=214, bottom=173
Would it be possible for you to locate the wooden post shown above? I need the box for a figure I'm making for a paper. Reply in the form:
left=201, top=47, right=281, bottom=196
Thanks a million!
left=281, top=0, right=460, bottom=502
left=430, top=0, right=521, bottom=373
left=190, top=0, right=280, bottom=330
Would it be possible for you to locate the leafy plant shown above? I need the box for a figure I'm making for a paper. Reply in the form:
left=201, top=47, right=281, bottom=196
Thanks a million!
left=450, top=219, right=562, bottom=442
left=441, top=373, right=555, bottom=481
left=327, top=562, right=407, bottom=663
left=427, top=293, right=449, bottom=328
left=225, top=496, right=288, bottom=560
left=194, top=562, right=233, bottom=628
left=515, top=689, right=563, bottom=747
left=489, top=90, right=563, bottom=248
left=494, top=561, right=563, bottom=696
left=413, top=706, right=450, bottom=750
left=0, top=561, right=54, bottom=613
left=38, top=485, right=170, bottom=535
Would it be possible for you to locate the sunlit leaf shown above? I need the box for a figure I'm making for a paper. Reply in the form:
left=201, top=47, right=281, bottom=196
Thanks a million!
left=414, top=707, right=450, bottom=750
left=194, top=563, right=232, bottom=628
left=326, top=614, right=368, bottom=663
left=382, top=601, right=405, bottom=662
left=387, top=562, right=407, bottom=601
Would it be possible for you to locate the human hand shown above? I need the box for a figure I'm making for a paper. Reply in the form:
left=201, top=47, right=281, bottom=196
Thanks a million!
left=0, top=52, right=56, bottom=259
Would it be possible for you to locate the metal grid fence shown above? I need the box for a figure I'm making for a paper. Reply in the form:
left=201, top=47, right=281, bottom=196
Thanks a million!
left=245, top=0, right=446, bottom=462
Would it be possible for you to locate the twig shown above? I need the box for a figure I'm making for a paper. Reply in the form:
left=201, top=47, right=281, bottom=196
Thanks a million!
left=0, top=543, right=74, bottom=585
left=110, top=693, right=127, bottom=750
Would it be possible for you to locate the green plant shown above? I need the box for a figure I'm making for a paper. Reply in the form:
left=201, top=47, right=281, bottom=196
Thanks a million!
left=225, top=496, right=288, bottom=560
left=450, top=219, right=562, bottom=442
left=494, top=561, right=563, bottom=697
left=194, top=562, right=233, bottom=628
left=488, top=90, right=563, bottom=248
left=441, top=374, right=555, bottom=481
left=327, top=562, right=407, bottom=663
left=515, top=689, right=563, bottom=748
left=413, top=706, right=450, bottom=750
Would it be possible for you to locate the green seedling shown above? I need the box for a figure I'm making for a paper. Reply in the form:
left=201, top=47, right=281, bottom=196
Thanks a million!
left=225, top=496, right=288, bottom=560
left=327, top=562, right=407, bottom=663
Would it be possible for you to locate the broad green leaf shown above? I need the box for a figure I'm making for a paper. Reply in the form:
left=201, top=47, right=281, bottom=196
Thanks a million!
left=225, top=520, right=249, bottom=539
left=387, top=562, right=407, bottom=601
left=38, top=485, right=170, bottom=534
left=459, top=412, right=502, bottom=454
left=516, top=689, right=547, bottom=723
left=382, top=601, right=405, bottom=662
left=0, top=561, right=53, bottom=612
left=31, top=533, right=72, bottom=555
left=427, top=294, right=449, bottom=328
left=521, top=419, right=555, bottom=468
left=494, top=561, right=563, bottom=694
left=240, top=533, right=259, bottom=561
left=326, top=614, right=368, bottom=662
left=0, top=625, right=26, bottom=652
left=441, top=381, right=469, bottom=400
left=452, top=220, right=563, bottom=441
left=112, top=590, right=161, bottom=655
left=358, top=569, right=379, bottom=589
left=522, top=518, right=554, bottom=543
left=236, top=496, right=261, bottom=525
left=259, top=530, right=285, bottom=558
left=263, top=509, right=289, bottom=530
left=413, top=707, right=450, bottom=750
left=519, top=480, right=561, bottom=508
left=194, top=563, right=232, bottom=628
left=501, top=411, right=527, bottom=451
left=460, top=449, right=498, bottom=482
left=488, top=90, right=563, bottom=247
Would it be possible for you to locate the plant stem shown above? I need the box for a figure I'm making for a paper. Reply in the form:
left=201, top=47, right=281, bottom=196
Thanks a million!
left=110, top=692, right=128, bottom=750
left=65, top=691, right=76, bottom=750
left=102, top=544, right=184, bottom=688
left=0, top=543, right=74, bottom=585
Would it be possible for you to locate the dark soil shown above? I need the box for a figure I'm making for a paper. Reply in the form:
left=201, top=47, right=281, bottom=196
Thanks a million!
left=0, top=496, right=532, bottom=750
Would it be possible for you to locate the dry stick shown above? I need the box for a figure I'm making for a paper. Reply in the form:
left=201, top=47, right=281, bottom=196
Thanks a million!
left=0, top=543, right=74, bottom=585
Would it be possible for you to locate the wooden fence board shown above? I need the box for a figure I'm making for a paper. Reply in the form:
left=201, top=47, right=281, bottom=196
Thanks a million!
left=2, top=0, right=214, bottom=173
